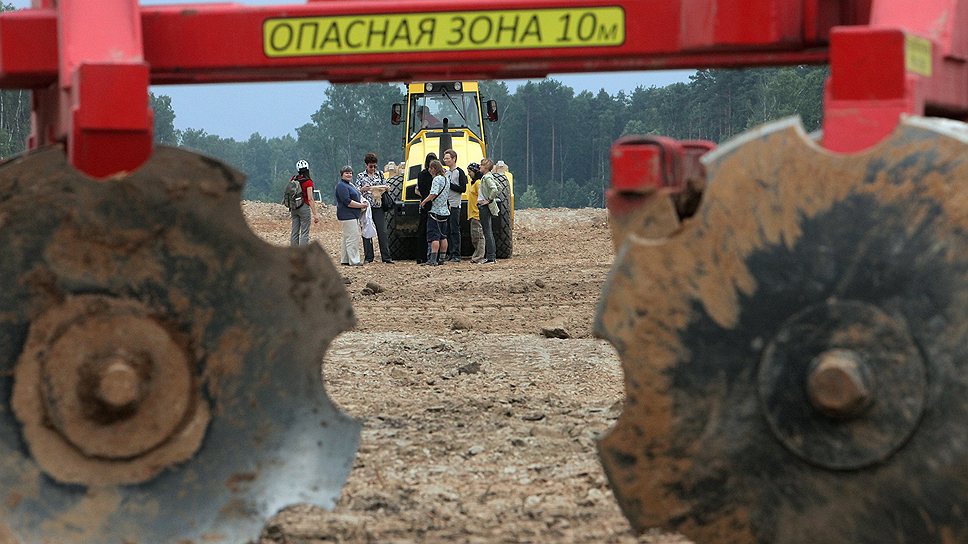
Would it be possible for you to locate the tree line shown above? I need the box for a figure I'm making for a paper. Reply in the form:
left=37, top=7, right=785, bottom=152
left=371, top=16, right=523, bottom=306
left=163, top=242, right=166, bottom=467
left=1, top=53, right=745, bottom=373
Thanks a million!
left=0, top=66, right=827, bottom=208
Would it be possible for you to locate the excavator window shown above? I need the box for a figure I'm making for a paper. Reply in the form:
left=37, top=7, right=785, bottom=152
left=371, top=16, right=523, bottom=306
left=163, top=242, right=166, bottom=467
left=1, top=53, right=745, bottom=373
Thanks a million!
left=409, top=91, right=482, bottom=139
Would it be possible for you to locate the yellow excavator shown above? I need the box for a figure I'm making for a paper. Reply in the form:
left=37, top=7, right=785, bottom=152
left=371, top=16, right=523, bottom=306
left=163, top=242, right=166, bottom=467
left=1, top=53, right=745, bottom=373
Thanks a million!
left=385, top=81, right=515, bottom=259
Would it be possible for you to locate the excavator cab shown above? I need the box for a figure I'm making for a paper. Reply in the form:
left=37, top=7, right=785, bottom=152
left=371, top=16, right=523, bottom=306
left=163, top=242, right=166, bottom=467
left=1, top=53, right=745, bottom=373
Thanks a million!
left=406, top=82, right=483, bottom=136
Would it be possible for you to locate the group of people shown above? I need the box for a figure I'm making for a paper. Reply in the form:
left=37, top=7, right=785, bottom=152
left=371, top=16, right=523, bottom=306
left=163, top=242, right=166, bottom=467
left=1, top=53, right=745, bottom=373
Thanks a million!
left=416, top=148, right=500, bottom=266
left=286, top=154, right=391, bottom=267
left=332, top=153, right=394, bottom=266
left=286, top=149, right=501, bottom=267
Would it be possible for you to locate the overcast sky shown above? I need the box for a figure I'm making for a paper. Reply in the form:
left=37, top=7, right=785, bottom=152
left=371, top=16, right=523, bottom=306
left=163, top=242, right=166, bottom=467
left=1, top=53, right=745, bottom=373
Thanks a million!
left=156, top=72, right=693, bottom=141
left=11, top=0, right=694, bottom=140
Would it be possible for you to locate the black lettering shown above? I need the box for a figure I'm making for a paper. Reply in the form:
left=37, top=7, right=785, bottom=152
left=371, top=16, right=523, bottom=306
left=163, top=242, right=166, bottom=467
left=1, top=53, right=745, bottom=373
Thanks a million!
left=345, top=20, right=364, bottom=48
left=415, top=17, right=436, bottom=46
left=390, top=19, right=413, bottom=47
left=557, top=13, right=571, bottom=42
left=367, top=18, right=389, bottom=48
left=447, top=16, right=466, bottom=46
left=468, top=15, right=492, bottom=45
left=577, top=13, right=596, bottom=41
left=318, top=21, right=342, bottom=50
left=522, top=15, right=542, bottom=43
left=297, top=22, right=320, bottom=50
left=269, top=23, right=294, bottom=51
left=495, top=14, right=518, bottom=44
left=598, top=22, right=619, bottom=41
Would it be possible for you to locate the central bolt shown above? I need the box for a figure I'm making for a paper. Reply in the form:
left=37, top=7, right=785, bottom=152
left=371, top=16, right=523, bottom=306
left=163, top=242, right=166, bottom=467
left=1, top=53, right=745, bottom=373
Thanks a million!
left=95, top=355, right=143, bottom=410
left=807, top=349, right=873, bottom=418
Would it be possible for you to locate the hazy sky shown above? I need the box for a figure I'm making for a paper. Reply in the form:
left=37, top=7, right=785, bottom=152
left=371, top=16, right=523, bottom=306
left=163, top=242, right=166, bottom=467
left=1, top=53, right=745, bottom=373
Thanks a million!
left=11, top=0, right=694, bottom=140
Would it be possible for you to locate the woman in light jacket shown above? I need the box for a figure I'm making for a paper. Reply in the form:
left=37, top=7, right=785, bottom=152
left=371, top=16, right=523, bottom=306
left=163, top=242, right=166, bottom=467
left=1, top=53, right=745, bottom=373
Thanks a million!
left=477, top=158, right=500, bottom=264
left=356, top=152, right=393, bottom=264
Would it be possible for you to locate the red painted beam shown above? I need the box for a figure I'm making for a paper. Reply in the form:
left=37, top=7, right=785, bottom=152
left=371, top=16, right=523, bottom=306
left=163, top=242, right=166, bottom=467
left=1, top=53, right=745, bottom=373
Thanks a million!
left=0, top=0, right=836, bottom=88
left=0, top=9, right=57, bottom=87
left=5, top=0, right=968, bottom=174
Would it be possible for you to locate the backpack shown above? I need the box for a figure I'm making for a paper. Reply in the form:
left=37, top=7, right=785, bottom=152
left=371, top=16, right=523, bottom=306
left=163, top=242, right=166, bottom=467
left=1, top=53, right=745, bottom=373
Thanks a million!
left=283, top=176, right=304, bottom=210
left=449, top=167, right=467, bottom=194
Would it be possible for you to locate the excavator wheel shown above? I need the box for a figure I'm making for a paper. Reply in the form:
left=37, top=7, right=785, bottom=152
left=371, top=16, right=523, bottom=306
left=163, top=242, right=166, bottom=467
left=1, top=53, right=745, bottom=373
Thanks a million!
left=491, top=172, right=513, bottom=258
left=0, top=147, right=360, bottom=543
left=385, top=172, right=421, bottom=260
left=595, top=117, right=968, bottom=544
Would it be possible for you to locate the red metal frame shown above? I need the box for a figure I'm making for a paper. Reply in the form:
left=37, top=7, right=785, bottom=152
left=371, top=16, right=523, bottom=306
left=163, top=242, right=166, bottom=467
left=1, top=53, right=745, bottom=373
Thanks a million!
left=606, top=136, right=684, bottom=220
left=0, top=0, right=965, bottom=177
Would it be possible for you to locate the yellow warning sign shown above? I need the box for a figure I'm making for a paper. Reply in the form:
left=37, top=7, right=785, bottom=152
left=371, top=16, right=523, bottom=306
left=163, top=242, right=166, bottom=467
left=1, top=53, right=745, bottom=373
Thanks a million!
left=264, top=7, right=625, bottom=57
left=904, top=34, right=932, bottom=77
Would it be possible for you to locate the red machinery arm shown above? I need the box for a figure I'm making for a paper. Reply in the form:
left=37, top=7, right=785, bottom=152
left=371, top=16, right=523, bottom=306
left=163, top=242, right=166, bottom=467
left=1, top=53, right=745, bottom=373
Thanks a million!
left=22, top=0, right=152, bottom=178
left=0, top=0, right=964, bottom=176
left=0, top=0, right=853, bottom=87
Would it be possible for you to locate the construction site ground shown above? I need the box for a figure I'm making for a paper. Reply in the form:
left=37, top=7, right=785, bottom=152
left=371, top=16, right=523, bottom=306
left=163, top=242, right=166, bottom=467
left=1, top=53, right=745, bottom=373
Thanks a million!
left=243, top=201, right=688, bottom=544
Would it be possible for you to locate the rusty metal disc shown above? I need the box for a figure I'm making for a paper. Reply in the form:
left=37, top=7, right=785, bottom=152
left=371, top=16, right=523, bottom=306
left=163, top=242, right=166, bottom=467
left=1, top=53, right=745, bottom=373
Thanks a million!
left=0, top=147, right=360, bottom=543
left=596, top=117, right=968, bottom=544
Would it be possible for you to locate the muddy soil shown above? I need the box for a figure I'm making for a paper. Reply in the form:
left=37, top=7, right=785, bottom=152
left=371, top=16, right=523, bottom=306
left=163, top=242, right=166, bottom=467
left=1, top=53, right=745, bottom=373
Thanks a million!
left=242, top=202, right=690, bottom=544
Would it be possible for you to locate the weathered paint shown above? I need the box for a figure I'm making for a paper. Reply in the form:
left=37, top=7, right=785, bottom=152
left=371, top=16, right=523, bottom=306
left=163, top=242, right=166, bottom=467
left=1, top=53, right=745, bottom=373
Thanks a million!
left=0, top=147, right=361, bottom=543
left=596, top=116, right=968, bottom=543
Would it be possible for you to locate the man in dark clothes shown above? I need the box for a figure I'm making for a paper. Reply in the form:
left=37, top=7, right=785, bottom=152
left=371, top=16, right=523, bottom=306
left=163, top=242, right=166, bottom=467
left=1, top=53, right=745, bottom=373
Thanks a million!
left=414, top=152, right=437, bottom=264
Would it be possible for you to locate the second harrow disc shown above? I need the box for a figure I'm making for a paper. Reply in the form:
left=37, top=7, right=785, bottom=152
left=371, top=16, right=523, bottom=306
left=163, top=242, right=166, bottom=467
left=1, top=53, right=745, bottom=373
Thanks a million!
left=596, top=117, right=968, bottom=544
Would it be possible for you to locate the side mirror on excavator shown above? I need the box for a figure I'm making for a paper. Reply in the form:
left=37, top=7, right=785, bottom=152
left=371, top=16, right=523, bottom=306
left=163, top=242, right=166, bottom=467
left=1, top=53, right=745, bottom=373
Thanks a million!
left=391, top=103, right=403, bottom=125
left=486, top=99, right=499, bottom=122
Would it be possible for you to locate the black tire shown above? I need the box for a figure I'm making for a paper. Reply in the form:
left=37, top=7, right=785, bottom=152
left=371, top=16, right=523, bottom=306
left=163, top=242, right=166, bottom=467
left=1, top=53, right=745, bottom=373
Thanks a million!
left=385, top=174, right=423, bottom=260
left=492, top=172, right=513, bottom=258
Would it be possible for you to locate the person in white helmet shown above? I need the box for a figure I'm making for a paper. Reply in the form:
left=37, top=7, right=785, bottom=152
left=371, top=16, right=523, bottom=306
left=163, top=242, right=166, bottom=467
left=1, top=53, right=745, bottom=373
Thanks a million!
left=290, top=159, right=319, bottom=246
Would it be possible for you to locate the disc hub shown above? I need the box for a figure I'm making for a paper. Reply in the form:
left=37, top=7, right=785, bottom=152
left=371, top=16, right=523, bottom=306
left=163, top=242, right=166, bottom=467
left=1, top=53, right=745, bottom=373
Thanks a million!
left=12, top=295, right=208, bottom=483
left=758, top=300, right=926, bottom=470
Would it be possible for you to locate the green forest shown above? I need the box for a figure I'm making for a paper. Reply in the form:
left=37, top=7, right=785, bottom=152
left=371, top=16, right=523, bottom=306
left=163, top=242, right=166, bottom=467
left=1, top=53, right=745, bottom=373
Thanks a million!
left=0, top=67, right=827, bottom=208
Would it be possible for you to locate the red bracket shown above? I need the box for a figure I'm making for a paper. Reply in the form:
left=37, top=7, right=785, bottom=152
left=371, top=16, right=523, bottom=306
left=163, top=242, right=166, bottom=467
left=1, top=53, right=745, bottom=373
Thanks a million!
left=823, top=28, right=927, bottom=153
left=26, top=0, right=152, bottom=178
left=824, top=0, right=968, bottom=152
left=607, top=136, right=715, bottom=220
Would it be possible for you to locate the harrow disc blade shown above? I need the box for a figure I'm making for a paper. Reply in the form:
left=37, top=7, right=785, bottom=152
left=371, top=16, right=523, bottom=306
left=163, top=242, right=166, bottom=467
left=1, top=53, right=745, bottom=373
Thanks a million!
left=596, top=117, right=968, bottom=544
left=0, top=147, right=360, bottom=543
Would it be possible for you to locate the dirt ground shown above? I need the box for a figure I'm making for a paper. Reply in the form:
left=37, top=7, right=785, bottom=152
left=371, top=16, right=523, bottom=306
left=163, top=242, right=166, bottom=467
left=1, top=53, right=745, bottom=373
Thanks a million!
left=242, top=202, right=690, bottom=544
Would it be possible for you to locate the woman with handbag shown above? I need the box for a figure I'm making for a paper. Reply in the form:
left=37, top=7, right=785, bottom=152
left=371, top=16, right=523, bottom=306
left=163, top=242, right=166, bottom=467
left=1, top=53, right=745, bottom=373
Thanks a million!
left=355, top=152, right=394, bottom=264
